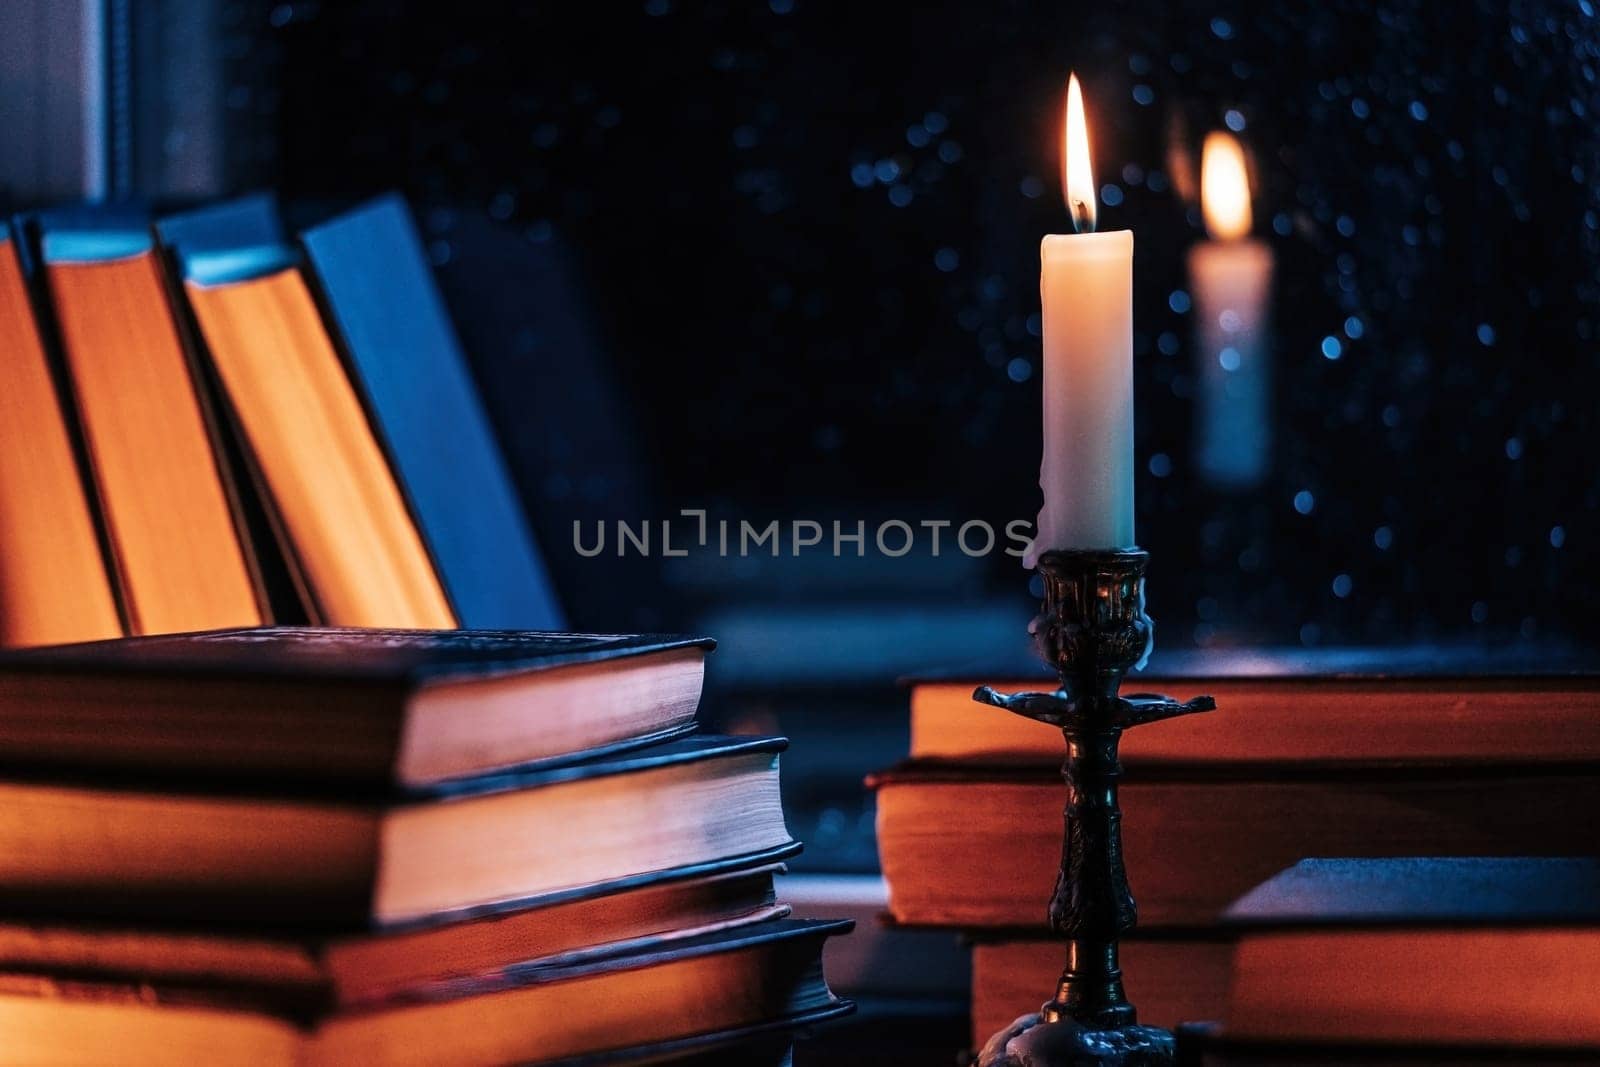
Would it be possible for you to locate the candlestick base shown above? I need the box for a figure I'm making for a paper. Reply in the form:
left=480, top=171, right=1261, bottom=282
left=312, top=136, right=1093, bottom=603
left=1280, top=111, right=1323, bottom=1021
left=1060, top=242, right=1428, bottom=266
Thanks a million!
left=972, top=549, right=1215, bottom=1067
left=979, top=1014, right=1176, bottom=1067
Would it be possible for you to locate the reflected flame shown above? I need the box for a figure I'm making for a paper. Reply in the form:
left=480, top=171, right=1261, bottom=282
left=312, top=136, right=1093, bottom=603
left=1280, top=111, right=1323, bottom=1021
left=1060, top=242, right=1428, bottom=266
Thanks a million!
left=1063, top=74, right=1097, bottom=233
left=1201, top=131, right=1252, bottom=240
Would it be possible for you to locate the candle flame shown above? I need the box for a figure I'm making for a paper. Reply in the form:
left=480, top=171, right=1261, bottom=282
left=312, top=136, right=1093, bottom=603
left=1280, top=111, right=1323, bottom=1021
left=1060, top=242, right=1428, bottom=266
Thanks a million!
left=1200, top=131, right=1252, bottom=241
left=1063, top=73, right=1097, bottom=233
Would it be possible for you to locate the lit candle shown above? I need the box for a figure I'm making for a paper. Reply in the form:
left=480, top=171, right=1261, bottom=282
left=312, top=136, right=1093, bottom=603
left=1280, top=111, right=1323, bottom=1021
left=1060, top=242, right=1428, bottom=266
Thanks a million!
left=1032, top=74, right=1135, bottom=563
left=1189, top=130, right=1274, bottom=488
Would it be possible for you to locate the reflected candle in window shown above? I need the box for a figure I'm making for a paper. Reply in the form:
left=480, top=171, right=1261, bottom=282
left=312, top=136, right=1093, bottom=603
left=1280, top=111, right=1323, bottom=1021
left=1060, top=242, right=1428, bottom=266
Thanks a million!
left=1032, top=74, right=1135, bottom=563
left=1189, top=130, right=1274, bottom=490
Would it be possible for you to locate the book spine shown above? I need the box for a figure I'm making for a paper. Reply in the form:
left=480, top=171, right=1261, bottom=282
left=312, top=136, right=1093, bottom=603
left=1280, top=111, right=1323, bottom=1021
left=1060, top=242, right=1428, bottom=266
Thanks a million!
left=295, top=247, right=461, bottom=628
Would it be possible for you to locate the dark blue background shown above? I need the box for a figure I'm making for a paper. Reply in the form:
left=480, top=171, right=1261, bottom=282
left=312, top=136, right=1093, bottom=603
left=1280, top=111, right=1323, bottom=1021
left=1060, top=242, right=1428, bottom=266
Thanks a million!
left=231, top=0, right=1600, bottom=653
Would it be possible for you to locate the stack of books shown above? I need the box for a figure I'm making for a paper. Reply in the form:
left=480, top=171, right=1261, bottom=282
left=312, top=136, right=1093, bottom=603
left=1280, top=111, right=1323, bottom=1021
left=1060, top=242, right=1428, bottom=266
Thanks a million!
left=870, top=655, right=1600, bottom=1051
left=0, top=626, right=851, bottom=1064
left=0, top=191, right=563, bottom=647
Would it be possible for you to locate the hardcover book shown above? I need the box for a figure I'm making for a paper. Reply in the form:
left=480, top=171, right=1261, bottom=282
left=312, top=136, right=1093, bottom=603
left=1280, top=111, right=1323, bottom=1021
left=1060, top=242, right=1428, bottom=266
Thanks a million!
left=0, top=859, right=795, bottom=1011
left=300, top=194, right=564, bottom=631
left=0, top=627, right=713, bottom=787
left=0, top=734, right=794, bottom=927
left=907, top=661, right=1600, bottom=765
left=1219, top=858, right=1600, bottom=1050
left=154, top=194, right=310, bottom=625
left=873, top=761, right=1600, bottom=928
left=0, top=223, right=121, bottom=646
left=0, top=919, right=851, bottom=1067
left=26, top=210, right=264, bottom=634
left=171, top=224, right=457, bottom=630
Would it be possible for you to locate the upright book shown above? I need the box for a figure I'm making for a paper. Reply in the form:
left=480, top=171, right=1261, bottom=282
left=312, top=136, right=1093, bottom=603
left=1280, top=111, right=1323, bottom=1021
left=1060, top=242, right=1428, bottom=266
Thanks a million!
left=0, top=223, right=121, bottom=646
left=153, top=193, right=309, bottom=625
left=28, top=210, right=263, bottom=634
left=163, top=205, right=456, bottom=629
left=299, top=194, right=564, bottom=631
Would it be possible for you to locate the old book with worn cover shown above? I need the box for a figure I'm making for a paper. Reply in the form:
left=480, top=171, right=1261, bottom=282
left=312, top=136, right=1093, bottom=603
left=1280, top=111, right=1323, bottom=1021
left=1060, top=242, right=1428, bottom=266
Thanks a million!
left=28, top=211, right=264, bottom=634
left=0, top=627, right=712, bottom=787
left=873, top=761, right=1600, bottom=928
left=300, top=194, right=564, bottom=631
left=317, top=919, right=851, bottom=1066
left=0, top=223, right=121, bottom=646
left=0, top=734, right=793, bottom=927
left=0, top=920, right=852, bottom=1067
left=907, top=656, right=1600, bottom=765
left=1218, top=857, right=1600, bottom=1050
left=0, top=860, right=794, bottom=1011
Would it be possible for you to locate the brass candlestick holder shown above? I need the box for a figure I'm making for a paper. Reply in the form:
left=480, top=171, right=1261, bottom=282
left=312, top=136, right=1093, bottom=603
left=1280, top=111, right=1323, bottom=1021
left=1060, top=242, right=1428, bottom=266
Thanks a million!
left=974, top=549, right=1214, bottom=1067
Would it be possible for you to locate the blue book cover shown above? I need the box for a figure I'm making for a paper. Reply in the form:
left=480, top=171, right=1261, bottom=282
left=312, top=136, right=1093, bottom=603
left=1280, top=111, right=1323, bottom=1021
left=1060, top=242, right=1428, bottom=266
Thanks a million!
left=299, top=195, right=564, bottom=629
left=1223, top=857, right=1600, bottom=927
left=154, top=191, right=298, bottom=286
left=153, top=191, right=284, bottom=256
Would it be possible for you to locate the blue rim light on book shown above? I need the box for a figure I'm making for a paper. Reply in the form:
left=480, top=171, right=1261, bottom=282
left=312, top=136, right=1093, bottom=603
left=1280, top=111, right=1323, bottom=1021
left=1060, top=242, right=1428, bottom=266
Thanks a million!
left=40, top=228, right=153, bottom=263
left=181, top=244, right=301, bottom=287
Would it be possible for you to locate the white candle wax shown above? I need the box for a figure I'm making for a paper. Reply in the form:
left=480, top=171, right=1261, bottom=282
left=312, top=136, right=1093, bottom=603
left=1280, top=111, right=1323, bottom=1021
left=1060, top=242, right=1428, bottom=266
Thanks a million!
left=1191, top=238, right=1274, bottom=488
left=1033, top=229, right=1136, bottom=559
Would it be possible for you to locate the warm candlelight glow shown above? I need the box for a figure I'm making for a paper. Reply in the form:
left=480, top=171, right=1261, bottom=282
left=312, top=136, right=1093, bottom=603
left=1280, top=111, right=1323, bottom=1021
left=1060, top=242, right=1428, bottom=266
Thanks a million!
left=1062, top=73, right=1097, bottom=234
left=1200, top=131, right=1252, bottom=241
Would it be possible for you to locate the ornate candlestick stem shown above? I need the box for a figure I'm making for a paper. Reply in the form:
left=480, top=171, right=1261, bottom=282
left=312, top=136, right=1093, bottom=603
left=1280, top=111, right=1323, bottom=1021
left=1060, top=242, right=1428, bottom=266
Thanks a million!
left=974, top=549, right=1214, bottom=1067
left=1049, top=725, right=1134, bottom=1029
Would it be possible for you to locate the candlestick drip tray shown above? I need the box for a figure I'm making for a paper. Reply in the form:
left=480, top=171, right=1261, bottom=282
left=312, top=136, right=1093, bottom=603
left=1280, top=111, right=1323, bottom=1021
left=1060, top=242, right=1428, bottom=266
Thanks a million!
left=973, top=687, right=1216, bottom=730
